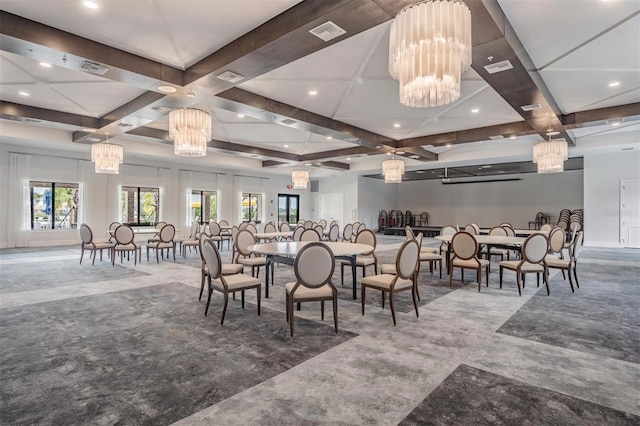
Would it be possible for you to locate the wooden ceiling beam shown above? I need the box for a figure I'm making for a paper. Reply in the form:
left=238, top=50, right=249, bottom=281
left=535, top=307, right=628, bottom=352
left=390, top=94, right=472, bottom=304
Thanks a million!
left=0, top=101, right=100, bottom=129
left=563, top=102, right=640, bottom=129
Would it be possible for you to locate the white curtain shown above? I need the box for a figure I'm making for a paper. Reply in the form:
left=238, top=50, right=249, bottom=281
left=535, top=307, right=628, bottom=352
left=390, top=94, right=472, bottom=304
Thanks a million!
left=107, top=173, right=121, bottom=224
left=179, top=170, right=192, bottom=228
left=78, top=160, right=94, bottom=227
left=158, top=167, right=170, bottom=222
left=8, top=153, right=31, bottom=248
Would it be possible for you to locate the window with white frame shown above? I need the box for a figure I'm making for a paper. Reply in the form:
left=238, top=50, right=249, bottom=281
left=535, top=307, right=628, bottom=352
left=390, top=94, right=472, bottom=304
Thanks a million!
left=30, top=181, right=79, bottom=230
left=191, top=190, right=218, bottom=224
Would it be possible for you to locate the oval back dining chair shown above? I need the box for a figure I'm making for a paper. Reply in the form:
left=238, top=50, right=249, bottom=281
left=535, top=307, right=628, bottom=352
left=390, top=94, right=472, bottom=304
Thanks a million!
left=112, top=224, right=139, bottom=266
left=280, top=222, right=291, bottom=232
left=300, top=229, right=321, bottom=241
left=80, top=223, right=113, bottom=265
left=546, top=231, right=583, bottom=293
left=464, top=224, right=477, bottom=235
left=239, top=222, right=248, bottom=230
left=147, top=224, right=175, bottom=263
left=340, top=229, right=378, bottom=285
left=314, top=224, right=324, bottom=237
left=292, top=226, right=305, bottom=242
left=328, top=223, right=340, bottom=242
left=285, top=242, right=338, bottom=337
left=342, top=223, right=353, bottom=242
left=449, top=231, right=490, bottom=291
left=439, top=225, right=457, bottom=255
left=303, top=221, right=314, bottom=229
left=263, top=222, right=277, bottom=233
left=540, top=223, right=553, bottom=232
left=500, top=233, right=549, bottom=296
left=481, top=226, right=509, bottom=261
left=246, top=223, right=257, bottom=235
left=108, top=221, right=121, bottom=242
left=318, top=219, right=327, bottom=229
left=235, top=229, right=265, bottom=277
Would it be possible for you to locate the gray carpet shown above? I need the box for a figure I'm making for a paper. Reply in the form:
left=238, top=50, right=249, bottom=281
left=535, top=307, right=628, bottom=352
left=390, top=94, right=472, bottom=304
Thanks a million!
left=400, top=364, right=640, bottom=425
left=0, top=283, right=356, bottom=425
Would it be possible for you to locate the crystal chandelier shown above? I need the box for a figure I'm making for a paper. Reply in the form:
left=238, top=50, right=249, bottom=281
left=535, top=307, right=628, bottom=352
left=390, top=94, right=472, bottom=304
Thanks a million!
left=389, top=0, right=472, bottom=108
left=169, top=108, right=211, bottom=157
left=292, top=170, right=309, bottom=189
left=91, top=134, right=123, bottom=174
left=533, top=135, right=568, bottom=174
left=382, top=155, right=405, bottom=183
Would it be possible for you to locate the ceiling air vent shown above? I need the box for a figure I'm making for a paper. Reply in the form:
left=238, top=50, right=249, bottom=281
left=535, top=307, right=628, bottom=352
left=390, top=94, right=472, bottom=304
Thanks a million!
left=488, top=135, right=504, bottom=140
left=280, top=118, right=297, bottom=125
left=521, top=103, right=542, bottom=112
left=216, top=70, right=245, bottom=83
left=23, top=118, right=41, bottom=123
left=117, top=122, right=133, bottom=128
left=344, top=137, right=359, bottom=142
left=79, top=61, right=109, bottom=75
left=87, top=137, right=102, bottom=142
left=152, top=106, right=171, bottom=113
left=309, top=21, right=346, bottom=42
left=484, top=60, right=513, bottom=74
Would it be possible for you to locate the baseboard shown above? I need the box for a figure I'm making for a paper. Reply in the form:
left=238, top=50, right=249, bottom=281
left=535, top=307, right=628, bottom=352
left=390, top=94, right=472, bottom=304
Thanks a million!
left=583, top=241, right=623, bottom=248
left=0, top=242, right=7, bottom=249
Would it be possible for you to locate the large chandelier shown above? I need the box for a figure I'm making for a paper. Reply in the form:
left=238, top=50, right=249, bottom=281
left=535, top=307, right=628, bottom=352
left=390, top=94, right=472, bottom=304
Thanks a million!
left=169, top=108, right=211, bottom=157
left=292, top=170, right=309, bottom=189
left=533, top=135, right=568, bottom=174
left=91, top=134, right=123, bottom=174
left=382, top=155, right=405, bottom=183
left=389, top=0, right=472, bottom=108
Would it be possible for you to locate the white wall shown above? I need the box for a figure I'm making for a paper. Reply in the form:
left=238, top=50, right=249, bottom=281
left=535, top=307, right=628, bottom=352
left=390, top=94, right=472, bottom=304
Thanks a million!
left=318, top=175, right=359, bottom=228
left=583, top=149, right=640, bottom=247
left=395, top=170, right=584, bottom=229
left=358, top=176, right=397, bottom=231
left=0, top=143, right=311, bottom=248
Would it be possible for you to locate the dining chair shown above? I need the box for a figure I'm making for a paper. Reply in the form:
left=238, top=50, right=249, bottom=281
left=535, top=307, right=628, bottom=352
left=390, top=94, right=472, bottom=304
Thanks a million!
left=112, top=224, right=140, bottom=266
left=340, top=229, right=377, bottom=285
left=180, top=222, right=200, bottom=258
left=230, top=225, right=240, bottom=259
left=327, top=223, right=340, bottom=242
left=314, top=224, right=324, bottom=238
left=79, top=223, right=114, bottom=265
left=147, top=221, right=167, bottom=244
left=202, top=238, right=261, bottom=325
left=292, top=226, right=304, bottom=241
left=330, top=219, right=337, bottom=228
left=464, top=224, right=477, bottom=235
left=198, top=234, right=243, bottom=301
left=480, top=226, right=510, bottom=261
left=546, top=231, right=583, bottom=293
left=470, top=223, right=480, bottom=235
left=539, top=223, right=553, bottom=232
left=449, top=231, right=490, bottom=291
left=279, top=222, right=291, bottom=232
left=361, top=238, right=420, bottom=325
left=246, top=223, right=258, bottom=235
left=439, top=225, right=457, bottom=256
left=499, top=233, right=549, bottom=296
left=147, top=223, right=176, bottom=263
left=238, top=222, right=248, bottom=231
left=382, top=233, right=431, bottom=299
left=207, top=221, right=225, bottom=249
left=285, top=242, right=338, bottom=337
left=303, top=221, right=314, bottom=229
left=318, top=219, right=327, bottom=230
left=234, top=229, right=266, bottom=278
left=263, top=221, right=276, bottom=233
left=108, top=221, right=121, bottom=242
left=341, top=223, right=353, bottom=242
left=300, top=229, right=321, bottom=241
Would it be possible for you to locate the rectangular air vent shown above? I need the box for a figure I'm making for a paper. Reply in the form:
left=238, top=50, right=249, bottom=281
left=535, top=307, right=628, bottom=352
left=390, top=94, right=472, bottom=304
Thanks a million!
left=309, top=21, right=346, bottom=42
left=117, top=122, right=133, bottom=128
left=280, top=118, right=297, bottom=125
left=521, top=103, right=542, bottom=111
left=87, top=137, right=102, bottom=142
left=488, top=135, right=504, bottom=140
left=79, top=61, right=109, bottom=75
left=344, top=137, right=359, bottom=142
left=23, top=118, right=41, bottom=123
left=484, top=60, right=513, bottom=74
left=152, top=106, right=171, bottom=113
left=216, top=70, right=245, bottom=83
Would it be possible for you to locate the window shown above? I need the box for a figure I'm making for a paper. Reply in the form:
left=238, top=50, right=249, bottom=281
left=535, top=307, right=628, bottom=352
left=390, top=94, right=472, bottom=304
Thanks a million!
left=30, top=181, right=79, bottom=230
left=191, top=190, right=218, bottom=225
left=120, top=186, right=159, bottom=225
left=278, top=194, right=299, bottom=224
left=241, top=193, right=262, bottom=223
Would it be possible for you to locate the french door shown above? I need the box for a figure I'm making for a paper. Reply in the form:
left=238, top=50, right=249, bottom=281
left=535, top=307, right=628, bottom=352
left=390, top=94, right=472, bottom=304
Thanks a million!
left=278, top=194, right=299, bottom=224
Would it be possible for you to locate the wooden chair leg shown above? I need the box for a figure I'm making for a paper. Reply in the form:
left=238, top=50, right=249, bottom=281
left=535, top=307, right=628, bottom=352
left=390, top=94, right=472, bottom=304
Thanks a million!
left=477, top=268, right=481, bottom=292
left=516, top=269, right=522, bottom=296
left=361, top=285, right=366, bottom=315
left=567, top=267, right=575, bottom=293
left=256, top=286, right=261, bottom=316
left=199, top=270, right=205, bottom=301
left=289, top=296, right=295, bottom=338
left=220, top=292, right=229, bottom=326
left=321, top=301, right=325, bottom=320
left=80, top=246, right=85, bottom=264
left=285, top=292, right=290, bottom=322
left=204, top=285, right=213, bottom=316
left=412, top=286, right=419, bottom=318
left=486, top=266, right=489, bottom=287
left=389, top=291, right=396, bottom=326
left=332, top=296, right=338, bottom=334
left=241, top=290, right=245, bottom=309
left=449, top=266, right=454, bottom=287
left=499, top=266, right=504, bottom=289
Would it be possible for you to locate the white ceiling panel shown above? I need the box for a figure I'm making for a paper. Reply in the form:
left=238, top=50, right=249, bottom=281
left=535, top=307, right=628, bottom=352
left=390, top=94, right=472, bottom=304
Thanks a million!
left=570, top=121, right=640, bottom=138
left=52, top=81, right=146, bottom=117
left=0, top=82, right=97, bottom=116
left=404, top=117, right=526, bottom=140
left=439, top=86, right=524, bottom=121
left=222, top=122, right=309, bottom=144
left=498, top=0, right=640, bottom=68
left=0, top=0, right=303, bottom=68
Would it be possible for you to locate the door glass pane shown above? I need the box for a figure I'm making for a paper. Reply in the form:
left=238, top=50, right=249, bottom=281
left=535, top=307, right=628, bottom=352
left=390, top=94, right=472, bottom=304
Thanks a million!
left=140, top=188, right=159, bottom=224
left=190, top=191, right=201, bottom=223
left=205, top=191, right=217, bottom=223
left=278, top=195, right=287, bottom=223
left=54, top=183, right=78, bottom=229
left=121, top=186, right=138, bottom=224
left=289, top=196, right=299, bottom=223
left=31, top=182, right=52, bottom=229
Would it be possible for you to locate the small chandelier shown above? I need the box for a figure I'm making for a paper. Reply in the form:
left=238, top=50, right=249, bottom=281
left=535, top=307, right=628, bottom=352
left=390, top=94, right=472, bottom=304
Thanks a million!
left=169, top=108, right=211, bottom=157
left=533, top=134, right=568, bottom=174
left=91, top=134, right=123, bottom=174
left=389, top=0, right=472, bottom=108
left=382, top=154, right=405, bottom=183
left=292, top=170, right=309, bottom=189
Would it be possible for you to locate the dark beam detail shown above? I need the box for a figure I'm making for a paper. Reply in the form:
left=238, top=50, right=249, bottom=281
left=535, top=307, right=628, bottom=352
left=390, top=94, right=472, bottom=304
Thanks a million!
left=563, top=102, right=640, bottom=129
left=314, top=161, right=350, bottom=170
left=300, top=146, right=376, bottom=161
left=0, top=101, right=100, bottom=128
left=262, top=160, right=288, bottom=168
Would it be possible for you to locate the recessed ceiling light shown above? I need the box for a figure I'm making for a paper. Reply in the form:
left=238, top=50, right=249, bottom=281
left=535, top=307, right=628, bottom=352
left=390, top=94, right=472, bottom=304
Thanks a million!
left=346, top=158, right=351, bottom=161
left=308, top=90, right=318, bottom=96
left=498, top=170, right=506, bottom=173
left=283, top=145, right=289, bottom=148
left=608, top=81, right=620, bottom=87
left=39, top=62, right=52, bottom=68
left=387, top=152, right=392, bottom=155
left=396, top=151, right=405, bottom=155
left=305, top=163, right=313, bottom=166
left=376, top=145, right=382, bottom=149
left=445, top=143, right=452, bottom=147
left=237, top=114, right=245, bottom=118
left=416, top=171, right=425, bottom=174
left=82, top=128, right=97, bottom=132
left=393, top=123, right=400, bottom=128
left=611, top=122, right=621, bottom=126
left=326, top=136, right=332, bottom=140
left=431, top=171, right=436, bottom=174
left=510, top=135, right=517, bottom=139
left=481, top=165, right=492, bottom=168
left=19, top=91, right=29, bottom=97
left=158, top=85, right=177, bottom=93
left=471, top=108, right=479, bottom=113
left=83, top=1, right=98, bottom=9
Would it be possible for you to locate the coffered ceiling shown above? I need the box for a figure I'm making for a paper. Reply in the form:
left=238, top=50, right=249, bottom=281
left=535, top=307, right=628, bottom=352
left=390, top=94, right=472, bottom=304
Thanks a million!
left=1, top=0, right=638, bottom=179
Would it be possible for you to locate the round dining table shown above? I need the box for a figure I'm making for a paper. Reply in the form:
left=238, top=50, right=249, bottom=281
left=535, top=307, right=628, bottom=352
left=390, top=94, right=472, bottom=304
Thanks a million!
left=249, top=241, right=373, bottom=299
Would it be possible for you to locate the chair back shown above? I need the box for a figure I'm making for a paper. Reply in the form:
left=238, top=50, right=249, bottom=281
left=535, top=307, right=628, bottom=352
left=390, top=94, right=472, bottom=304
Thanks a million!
left=441, top=225, right=456, bottom=236
left=500, top=222, right=512, bottom=228
left=540, top=223, right=553, bottom=232
left=396, top=239, right=419, bottom=280
left=342, top=223, right=354, bottom=241
left=231, top=226, right=240, bottom=241
left=330, top=219, right=337, bottom=228
left=451, top=231, right=478, bottom=260
left=522, top=233, right=548, bottom=264
left=209, top=222, right=221, bottom=237
left=292, top=226, right=305, bottom=241
left=355, top=229, right=377, bottom=254
left=488, top=226, right=507, bottom=236
left=239, top=222, right=248, bottom=230
left=319, top=219, right=327, bottom=229
left=356, top=223, right=366, bottom=235
left=235, top=229, right=256, bottom=256
left=187, top=221, right=198, bottom=239
left=114, top=224, right=135, bottom=245
left=246, top=223, right=257, bottom=235
left=80, top=223, right=93, bottom=244
left=293, top=242, right=335, bottom=289
left=202, top=238, right=222, bottom=280
left=300, top=229, right=321, bottom=241
left=219, top=219, right=229, bottom=227
left=314, top=224, right=324, bottom=236
left=405, top=226, right=415, bottom=240
left=109, top=221, right=121, bottom=231
left=280, top=222, right=291, bottom=232
left=503, top=226, right=515, bottom=237
left=352, top=222, right=361, bottom=234
left=571, top=231, right=584, bottom=260
left=264, top=222, right=276, bottom=233
left=159, top=224, right=175, bottom=242
left=304, top=221, right=314, bottom=229
left=249, top=220, right=256, bottom=226
left=464, top=224, right=477, bottom=235
left=328, top=224, right=339, bottom=241
left=155, top=221, right=167, bottom=230
left=548, top=227, right=565, bottom=254
left=470, top=223, right=480, bottom=234
left=198, top=233, right=208, bottom=263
